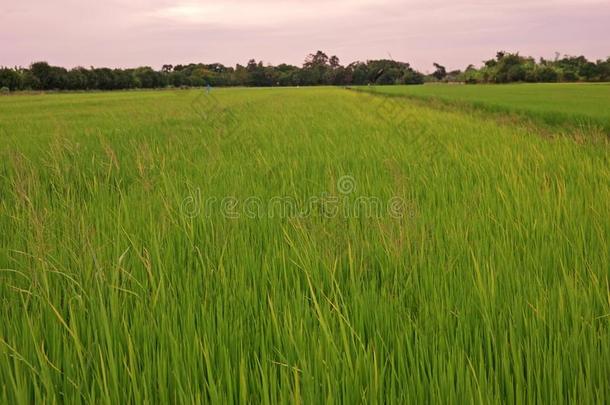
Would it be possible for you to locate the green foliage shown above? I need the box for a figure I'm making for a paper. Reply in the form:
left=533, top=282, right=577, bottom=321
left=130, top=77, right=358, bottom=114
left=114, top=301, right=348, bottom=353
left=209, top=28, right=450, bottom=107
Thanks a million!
left=432, top=63, right=447, bottom=80
left=29, top=61, right=68, bottom=90
left=446, top=52, right=610, bottom=84
left=535, top=65, right=559, bottom=83
left=0, top=88, right=608, bottom=403
left=0, top=68, right=21, bottom=90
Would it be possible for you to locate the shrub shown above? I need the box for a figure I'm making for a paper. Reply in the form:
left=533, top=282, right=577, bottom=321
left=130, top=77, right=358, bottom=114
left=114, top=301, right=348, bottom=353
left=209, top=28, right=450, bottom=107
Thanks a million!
left=0, top=86, right=10, bottom=95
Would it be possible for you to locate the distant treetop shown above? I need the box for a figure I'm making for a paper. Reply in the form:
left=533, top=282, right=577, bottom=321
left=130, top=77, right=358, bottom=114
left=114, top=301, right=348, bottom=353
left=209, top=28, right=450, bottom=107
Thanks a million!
left=1, top=51, right=609, bottom=92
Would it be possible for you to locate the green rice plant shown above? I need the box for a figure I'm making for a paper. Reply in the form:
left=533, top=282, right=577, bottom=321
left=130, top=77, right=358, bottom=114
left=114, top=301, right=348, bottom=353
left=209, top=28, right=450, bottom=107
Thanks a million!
left=357, top=83, right=610, bottom=135
left=0, top=87, right=608, bottom=403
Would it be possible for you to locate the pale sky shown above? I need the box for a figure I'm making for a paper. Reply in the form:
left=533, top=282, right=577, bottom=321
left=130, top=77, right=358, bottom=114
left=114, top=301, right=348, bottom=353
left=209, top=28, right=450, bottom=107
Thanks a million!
left=1, top=0, right=609, bottom=71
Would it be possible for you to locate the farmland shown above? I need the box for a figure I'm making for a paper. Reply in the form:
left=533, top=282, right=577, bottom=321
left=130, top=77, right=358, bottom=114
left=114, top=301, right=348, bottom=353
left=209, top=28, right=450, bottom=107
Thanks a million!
left=1, top=87, right=609, bottom=403
left=361, top=83, right=610, bottom=132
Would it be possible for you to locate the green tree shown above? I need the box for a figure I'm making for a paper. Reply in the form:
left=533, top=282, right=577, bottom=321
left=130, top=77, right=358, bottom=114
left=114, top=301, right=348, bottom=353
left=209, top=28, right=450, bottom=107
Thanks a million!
left=432, top=63, right=447, bottom=81
left=0, top=68, right=21, bottom=90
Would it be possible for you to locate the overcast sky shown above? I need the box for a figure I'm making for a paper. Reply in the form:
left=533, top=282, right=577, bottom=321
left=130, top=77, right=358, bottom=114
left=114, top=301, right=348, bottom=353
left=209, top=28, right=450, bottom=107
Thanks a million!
left=1, top=0, right=609, bottom=71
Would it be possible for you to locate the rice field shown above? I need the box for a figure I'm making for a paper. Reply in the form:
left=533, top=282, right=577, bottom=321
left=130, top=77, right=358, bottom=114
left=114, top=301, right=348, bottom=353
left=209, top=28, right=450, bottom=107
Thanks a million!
left=361, top=83, right=610, bottom=132
left=1, top=87, right=609, bottom=403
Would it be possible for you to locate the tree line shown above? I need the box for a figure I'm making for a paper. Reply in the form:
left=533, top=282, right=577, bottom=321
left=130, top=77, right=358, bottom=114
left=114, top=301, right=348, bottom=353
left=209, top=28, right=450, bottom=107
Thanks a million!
left=431, top=52, right=610, bottom=84
left=1, top=50, right=609, bottom=92
left=0, top=51, right=423, bottom=92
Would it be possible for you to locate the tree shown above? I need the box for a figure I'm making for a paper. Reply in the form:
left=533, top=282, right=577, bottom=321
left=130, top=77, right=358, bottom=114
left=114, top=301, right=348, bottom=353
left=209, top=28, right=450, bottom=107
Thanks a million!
left=579, top=62, right=599, bottom=81
left=29, top=62, right=52, bottom=89
left=0, top=68, right=21, bottom=90
left=536, top=66, right=559, bottom=82
left=302, top=51, right=331, bottom=85
left=65, top=67, right=89, bottom=90
left=91, top=68, right=116, bottom=89
left=245, top=60, right=272, bottom=86
left=348, top=62, right=369, bottom=85
left=276, top=64, right=299, bottom=86
left=29, top=62, right=70, bottom=89
left=432, top=63, right=447, bottom=80
left=133, top=67, right=164, bottom=88
left=402, top=69, right=424, bottom=85
left=597, top=58, right=610, bottom=81
left=21, top=70, right=41, bottom=90
left=304, top=51, right=329, bottom=68
left=329, top=55, right=340, bottom=69
left=231, top=64, right=249, bottom=86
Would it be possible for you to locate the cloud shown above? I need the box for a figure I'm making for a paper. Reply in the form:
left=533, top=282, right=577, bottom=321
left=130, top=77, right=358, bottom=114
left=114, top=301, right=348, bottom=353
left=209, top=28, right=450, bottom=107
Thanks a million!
left=142, top=0, right=391, bottom=27
left=1, top=0, right=608, bottom=70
